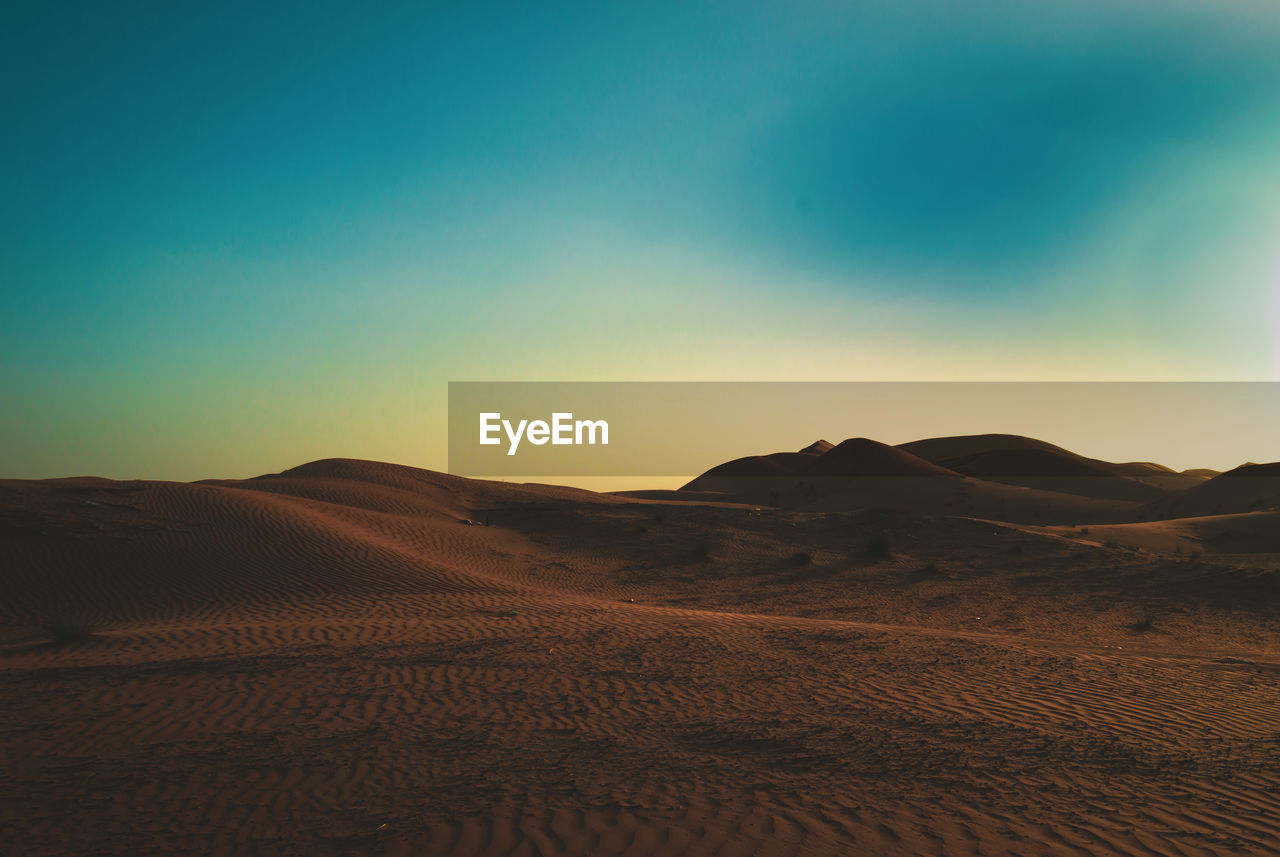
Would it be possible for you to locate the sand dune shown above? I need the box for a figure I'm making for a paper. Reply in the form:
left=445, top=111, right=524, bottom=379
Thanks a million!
left=681, top=437, right=1156, bottom=523
left=1029, top=510, right=1280, bottom=556
left=679, top=474, right=1145, bottom=524
left=931, top=447, right=1120, bottom=478
left=914, top=447, right=1165, bottom=502
left=799, top=437, right=959, bottom=477
left=690, top=450, right=825, bottom=478
left=898, top=433, right=1209, bottom=497
left=688, top=437, right=948, bottom=481
left=679, top=434, right=1262, bottom=520
left=896, top=433, right=1183, bottom=481
left=2, top=459, right=1278, bottom=856
left=898, top=432, right=1085, bottom=464
left=1145, top=462, right=1280, bottom=519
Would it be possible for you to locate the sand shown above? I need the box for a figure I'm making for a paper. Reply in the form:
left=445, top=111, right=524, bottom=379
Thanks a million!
left=2, top=457, right=1278, bottom=856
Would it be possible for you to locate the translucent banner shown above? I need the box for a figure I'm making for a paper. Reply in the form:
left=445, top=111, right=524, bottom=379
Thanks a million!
left=447, top=382, right=1280, bottom=478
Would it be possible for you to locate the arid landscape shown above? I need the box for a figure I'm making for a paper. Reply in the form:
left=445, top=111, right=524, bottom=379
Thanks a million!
left=1, top=435, right=1278, bottom=856
left=9, top=0, right=1280, bottom=853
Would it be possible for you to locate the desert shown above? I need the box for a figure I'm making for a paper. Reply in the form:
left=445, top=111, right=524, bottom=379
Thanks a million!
left=2, top=436, right=1277, bottom=856
left=9, top=2, right=1280, bottom=854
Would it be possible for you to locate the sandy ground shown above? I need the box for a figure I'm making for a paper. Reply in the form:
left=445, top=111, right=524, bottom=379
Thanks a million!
left=1, top=458, right=1278, bottom=856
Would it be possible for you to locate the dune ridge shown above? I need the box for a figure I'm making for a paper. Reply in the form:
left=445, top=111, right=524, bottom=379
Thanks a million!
left=680, top=433, right=1270, bottom=519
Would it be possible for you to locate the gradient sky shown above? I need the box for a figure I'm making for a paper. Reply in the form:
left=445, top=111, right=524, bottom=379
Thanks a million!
left=4, top=0, right=1280, bottom=480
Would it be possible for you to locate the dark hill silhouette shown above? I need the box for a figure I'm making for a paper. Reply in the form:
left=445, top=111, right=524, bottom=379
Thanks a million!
left=896, top=433, right=1207, bottom=499
left=898, top=433, right=1166, bottom=478
left=697, top=452, right=818, bottom=478
left=937, top=448, right=1115, bottom=478
left=1222, top=462, right=1280, bottom=478
left=1145, top=462, right=1280, bottom=519
left=898, top=433, right=1076, bottom=463
left=1116, top=461, right=1176, bottom=475
left=799, top=438, right=960, bottom=478
left=681, top=436, right=1146, bottom=523
left=688, top=438, right=956, bottom=484
left=696, top=440, right=833, bottom=479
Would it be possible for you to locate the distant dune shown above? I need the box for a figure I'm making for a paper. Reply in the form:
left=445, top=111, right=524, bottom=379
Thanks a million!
left=926, top=447, right=1118, bottom=478
left=692, top=449, right=825, bottom=478
left=676, top=434, right=1258, bottom=522
left=1227, top=462, right=1280, bottom=477
left=690, top=437, right=948, bottom=480
left=897, top=432, right=1079, bottom=463
left=897, top=433, right=1208, bottom=497
left=800, top=437, right=959, bottom=477
left=1145, top=461, right=1280, bottom=519
left=898, top=433, right=1209, bottom=482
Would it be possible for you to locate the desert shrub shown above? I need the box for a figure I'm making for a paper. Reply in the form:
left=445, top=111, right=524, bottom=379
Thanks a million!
left=1127, top=615, right=1155, bottom=633
left=42, top=617, right=98, bottom=644
left=916, top=563, right=942, bottom=577
left=864, top=534, right=891, bottom=558
left=790, top=551, right=812, bottom=565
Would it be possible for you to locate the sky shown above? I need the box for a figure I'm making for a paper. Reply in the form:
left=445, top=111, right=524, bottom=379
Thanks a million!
left=3, top=0, right=1280, bottom=481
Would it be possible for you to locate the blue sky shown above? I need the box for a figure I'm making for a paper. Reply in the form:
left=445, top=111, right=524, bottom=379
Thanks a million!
left=3, top=1, right=1280, bottom=478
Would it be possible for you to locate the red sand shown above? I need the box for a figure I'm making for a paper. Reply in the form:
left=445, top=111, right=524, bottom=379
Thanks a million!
left=2, top=457, right=1278, bottom=856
